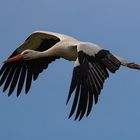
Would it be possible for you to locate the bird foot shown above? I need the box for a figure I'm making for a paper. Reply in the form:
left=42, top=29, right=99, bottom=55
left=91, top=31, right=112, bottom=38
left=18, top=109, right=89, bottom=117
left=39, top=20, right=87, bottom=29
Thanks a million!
left=126, top=62, right=140, bottom=70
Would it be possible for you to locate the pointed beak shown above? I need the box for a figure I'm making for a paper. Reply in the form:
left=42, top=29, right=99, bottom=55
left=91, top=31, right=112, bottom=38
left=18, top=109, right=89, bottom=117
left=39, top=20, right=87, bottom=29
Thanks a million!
left=4, top=54, right=24, bottom=63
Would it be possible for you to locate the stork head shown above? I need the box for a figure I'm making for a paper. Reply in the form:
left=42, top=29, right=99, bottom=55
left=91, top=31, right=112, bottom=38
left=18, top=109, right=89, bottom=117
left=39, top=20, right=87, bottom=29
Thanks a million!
left=4, top=49, right=40, bottom=63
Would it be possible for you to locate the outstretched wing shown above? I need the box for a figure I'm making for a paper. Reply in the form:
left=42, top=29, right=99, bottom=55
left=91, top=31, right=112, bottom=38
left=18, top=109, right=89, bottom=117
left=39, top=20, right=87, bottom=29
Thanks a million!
left=0, top=31, right=61, bottom=96
left=67, top=43, right=121, bottom=121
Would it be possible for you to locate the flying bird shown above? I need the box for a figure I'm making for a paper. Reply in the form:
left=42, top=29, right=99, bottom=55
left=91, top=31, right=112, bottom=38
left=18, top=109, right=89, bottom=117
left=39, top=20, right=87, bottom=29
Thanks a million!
left=0, top=31, right=140, bottom=121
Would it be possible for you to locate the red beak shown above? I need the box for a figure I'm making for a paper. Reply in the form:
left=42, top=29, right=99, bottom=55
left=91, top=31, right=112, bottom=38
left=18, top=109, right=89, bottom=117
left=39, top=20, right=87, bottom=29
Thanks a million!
left=4, top=54, right=24, bottom=63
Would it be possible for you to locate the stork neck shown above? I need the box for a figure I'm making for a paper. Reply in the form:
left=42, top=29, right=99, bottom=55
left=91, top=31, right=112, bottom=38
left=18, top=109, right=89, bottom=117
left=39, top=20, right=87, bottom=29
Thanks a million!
left=40, top=47, right=61, bottom=58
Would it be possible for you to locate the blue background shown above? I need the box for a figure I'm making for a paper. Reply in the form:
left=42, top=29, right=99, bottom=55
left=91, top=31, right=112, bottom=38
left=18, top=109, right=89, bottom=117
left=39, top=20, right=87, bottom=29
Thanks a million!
left=0, top=0, right=140, bottom=139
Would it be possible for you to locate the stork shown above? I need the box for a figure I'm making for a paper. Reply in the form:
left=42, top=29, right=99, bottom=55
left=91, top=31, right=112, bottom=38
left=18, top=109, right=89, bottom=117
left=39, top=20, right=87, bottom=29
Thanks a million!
left=0, top=31, right=140, bottom=121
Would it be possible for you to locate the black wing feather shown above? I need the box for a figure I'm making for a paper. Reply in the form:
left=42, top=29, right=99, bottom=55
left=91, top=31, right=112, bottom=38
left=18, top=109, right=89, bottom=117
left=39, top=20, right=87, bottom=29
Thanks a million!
left=0, top=37, right=60, bottom=96
left=0, top=65, right=12, bottom=86
left=0, top=64, right=7, bottom=76
left=67, top=50, right=121, bottom=120
left=25, top=67, right=33, bottom=94
left=78, top=81, right=88, bottom=121
left=17, top=66, right=27, bottom=97
left=68, top=80, right=81, bottom=119
left=88, top=71, right=99, bottom=104
left=3, top=66, right=16, bottom=92
left=66, top=66, right=79, bottom=104
left=8, top=67, right=20, bottom=96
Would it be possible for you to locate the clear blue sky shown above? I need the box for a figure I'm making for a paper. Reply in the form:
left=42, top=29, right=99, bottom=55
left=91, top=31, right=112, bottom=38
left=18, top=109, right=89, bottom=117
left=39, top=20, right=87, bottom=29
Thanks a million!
left=0, top=0, right=140, bottom=139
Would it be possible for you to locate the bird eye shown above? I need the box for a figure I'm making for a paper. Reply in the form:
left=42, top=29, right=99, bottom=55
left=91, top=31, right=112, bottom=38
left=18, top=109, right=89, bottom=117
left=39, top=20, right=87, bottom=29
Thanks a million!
left=23, top=52, right=29, bottom=54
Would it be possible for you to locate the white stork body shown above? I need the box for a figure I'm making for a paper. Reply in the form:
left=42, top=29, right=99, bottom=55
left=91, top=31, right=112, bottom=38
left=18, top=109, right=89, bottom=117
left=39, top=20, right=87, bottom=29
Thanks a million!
left=1, top=31, right=140, bottom=121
